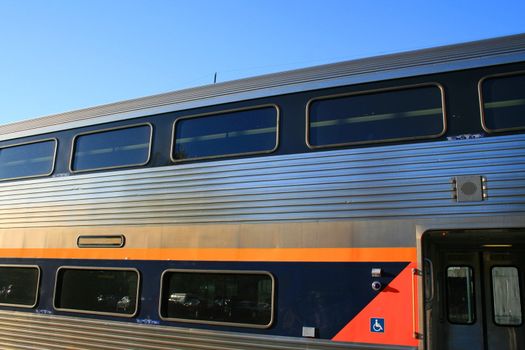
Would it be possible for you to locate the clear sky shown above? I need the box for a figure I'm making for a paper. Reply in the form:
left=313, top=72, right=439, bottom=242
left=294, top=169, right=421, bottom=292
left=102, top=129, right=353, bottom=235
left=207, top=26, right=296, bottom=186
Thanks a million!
left=0, top=0, right=524, bottom=125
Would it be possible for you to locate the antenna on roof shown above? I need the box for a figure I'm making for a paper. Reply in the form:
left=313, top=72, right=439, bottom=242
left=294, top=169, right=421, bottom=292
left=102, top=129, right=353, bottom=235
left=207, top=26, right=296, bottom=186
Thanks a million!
left=213, top=72, right=217, bottom=84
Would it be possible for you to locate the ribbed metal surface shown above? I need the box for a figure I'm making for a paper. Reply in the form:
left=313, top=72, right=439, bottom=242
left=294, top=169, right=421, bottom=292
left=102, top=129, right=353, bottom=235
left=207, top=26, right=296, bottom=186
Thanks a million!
left=0, top=134, right=523, bottom=228
left=0, top=311, right=413, bottom=350
left=1, top=34, right=525, bottom=138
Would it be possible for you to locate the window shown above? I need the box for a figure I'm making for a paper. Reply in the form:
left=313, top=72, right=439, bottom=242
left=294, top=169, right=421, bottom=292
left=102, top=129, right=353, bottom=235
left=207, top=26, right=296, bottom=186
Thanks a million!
left=446, top=266, right=475, bottom=324
left=172, top=106, right=279, bottom=161
left=54, top=267, right=139, bottom=317
left=0, top=140, right=56, bottom=181
left=0, top=266, right=40, bottom=308
left=160, top=270, right=274, bottom=327
left=71, top=124, right=152, bottom=172
left=492, top=266, right=522, bottom=326
left=307, top=85, right=445, bottom=148
left=480, top=73, right=525, bottom=132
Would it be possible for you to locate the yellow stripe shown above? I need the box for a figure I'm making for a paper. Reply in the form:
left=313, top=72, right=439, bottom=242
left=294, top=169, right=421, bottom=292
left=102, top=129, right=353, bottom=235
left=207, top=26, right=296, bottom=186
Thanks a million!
left=0, top=247, right=415, bottom=262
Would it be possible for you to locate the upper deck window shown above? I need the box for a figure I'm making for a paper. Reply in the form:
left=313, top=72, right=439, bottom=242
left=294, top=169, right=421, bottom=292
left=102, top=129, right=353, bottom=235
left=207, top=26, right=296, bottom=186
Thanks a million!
left=71, top=124, right=152, bottom=172
left=172, top=105, right=279, bottom=162
left=0, top=140, right=56, bottom=181
left=307, top=85, right=445, bottom=148
left=480, top=73, right=525, bottom=132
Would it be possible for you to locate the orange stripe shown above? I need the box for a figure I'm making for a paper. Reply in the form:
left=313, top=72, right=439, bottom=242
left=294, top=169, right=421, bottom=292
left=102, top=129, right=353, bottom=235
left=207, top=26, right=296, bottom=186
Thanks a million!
left=0, top=247, right=415, bottom=262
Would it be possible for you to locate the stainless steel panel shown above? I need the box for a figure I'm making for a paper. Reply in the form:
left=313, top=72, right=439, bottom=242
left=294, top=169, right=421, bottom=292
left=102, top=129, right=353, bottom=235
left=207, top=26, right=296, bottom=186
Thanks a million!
left=0, top=134, right=522, bottom=228
left=0, top=310, right=416, bottom=350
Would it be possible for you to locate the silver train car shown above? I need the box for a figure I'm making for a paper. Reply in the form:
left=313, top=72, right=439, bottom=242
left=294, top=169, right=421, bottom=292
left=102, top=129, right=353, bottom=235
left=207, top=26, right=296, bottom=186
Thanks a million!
left=0, top=34, right=524, bottom=350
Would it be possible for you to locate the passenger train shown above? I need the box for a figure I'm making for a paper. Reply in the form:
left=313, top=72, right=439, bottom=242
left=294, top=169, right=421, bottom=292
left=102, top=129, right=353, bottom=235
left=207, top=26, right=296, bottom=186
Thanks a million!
left=0, top=34, right=524, bottom=350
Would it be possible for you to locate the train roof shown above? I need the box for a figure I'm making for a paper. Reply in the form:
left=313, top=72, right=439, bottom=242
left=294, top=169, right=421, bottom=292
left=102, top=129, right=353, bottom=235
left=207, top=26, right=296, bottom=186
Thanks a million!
left=2, top=33, right=525, bottom=140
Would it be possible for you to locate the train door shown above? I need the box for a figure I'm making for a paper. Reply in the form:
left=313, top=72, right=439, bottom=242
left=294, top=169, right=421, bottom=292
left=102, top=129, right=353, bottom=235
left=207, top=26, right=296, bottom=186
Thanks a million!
left=423, top=229, right=525, bottom=350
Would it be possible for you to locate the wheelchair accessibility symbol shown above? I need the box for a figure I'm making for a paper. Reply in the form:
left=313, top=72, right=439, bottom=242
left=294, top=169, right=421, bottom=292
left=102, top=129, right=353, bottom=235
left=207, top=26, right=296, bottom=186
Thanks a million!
left=370, top=318, right=385, bottom=333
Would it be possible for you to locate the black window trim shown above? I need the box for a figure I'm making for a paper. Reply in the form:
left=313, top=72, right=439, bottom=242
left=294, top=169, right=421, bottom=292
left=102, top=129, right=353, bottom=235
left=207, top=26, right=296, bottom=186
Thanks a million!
left=305, top=82, right=447, bottom=149
left=0, top=264, right=40, bottom=309
left=158, top=269, right=275, bottom=328
left=53, top=266, right=140, bottom=318
left=69, top=123, right=153, bottom=173
left=478, top=70, right=525, bottom=133
left=0, top=138, right=58, bottom=182
left=170, top=104, right=280, bottom=163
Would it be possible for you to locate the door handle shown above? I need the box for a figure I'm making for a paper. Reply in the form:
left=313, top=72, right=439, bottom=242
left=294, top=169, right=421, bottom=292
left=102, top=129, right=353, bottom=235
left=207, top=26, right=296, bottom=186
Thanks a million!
left=412, top=267, right=424, bottom=340
left=424, top=258, right=435, bottom=303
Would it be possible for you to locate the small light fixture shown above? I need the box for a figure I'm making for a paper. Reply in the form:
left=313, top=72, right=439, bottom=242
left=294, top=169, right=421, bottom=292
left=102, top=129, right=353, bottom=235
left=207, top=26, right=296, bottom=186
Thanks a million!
left=371, top=268, right=382, bottom=278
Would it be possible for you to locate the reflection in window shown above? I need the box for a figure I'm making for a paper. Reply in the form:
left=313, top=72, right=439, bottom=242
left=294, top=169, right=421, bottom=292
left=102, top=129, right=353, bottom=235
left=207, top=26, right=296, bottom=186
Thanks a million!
left=173, top=106, right=278, bottom=161
left=492, top=267, right=522, bottom=326
left=0, top=266, right=39, bottom=307
left=308, top=86, right=444, bottom=147
left=447, top=266, right=475, bottom=324
left=54, top=268, right=139, bottom=316
left=72, top=125, right=151, bottom=171
left=0, top=140, right=55, bottom=180
left=161, top=271, right=273, bottom=326
left=481, top=73, right=525, bottom=131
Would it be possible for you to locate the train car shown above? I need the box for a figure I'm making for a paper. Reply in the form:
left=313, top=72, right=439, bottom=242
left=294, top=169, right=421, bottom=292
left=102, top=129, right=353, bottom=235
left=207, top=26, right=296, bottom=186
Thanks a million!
left=0, top=34, right=524, bottom=350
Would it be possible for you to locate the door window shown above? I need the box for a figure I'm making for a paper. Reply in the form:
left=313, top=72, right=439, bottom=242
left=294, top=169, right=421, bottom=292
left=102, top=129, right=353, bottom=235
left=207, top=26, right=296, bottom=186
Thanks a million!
left=447, top=266, right=475, bottom=324
left=491, top=267, right=522, bottom=326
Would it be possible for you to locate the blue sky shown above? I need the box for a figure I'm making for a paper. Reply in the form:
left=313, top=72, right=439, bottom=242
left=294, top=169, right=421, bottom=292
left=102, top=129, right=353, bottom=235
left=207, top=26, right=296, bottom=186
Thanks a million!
left=0, top=0, right=524, bottom=125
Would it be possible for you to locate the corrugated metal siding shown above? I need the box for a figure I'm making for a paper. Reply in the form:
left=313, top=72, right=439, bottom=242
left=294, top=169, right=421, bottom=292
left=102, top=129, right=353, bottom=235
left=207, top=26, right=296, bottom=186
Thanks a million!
left=0, top=311, right=413, bottom=350
left=0, top=135, right=523, bottom=228
left=0, top=34, right=525, bottom=138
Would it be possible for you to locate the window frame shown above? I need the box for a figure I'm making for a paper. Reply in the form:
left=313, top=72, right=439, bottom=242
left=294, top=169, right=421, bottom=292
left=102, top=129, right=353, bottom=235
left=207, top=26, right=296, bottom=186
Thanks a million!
left=158, top=269, right=275, bottom=328
left=69, top=123, right=153, bottom=173
left=53, top=266, right=140, bottom=318
left=170, top=104, right=280, bottom=163
left=305, top=82, right=447, bottom=149
left=478, top=71, right=525, bottom=133
left=0, top=264, right=40, bottom=309
left=0, top=138, right=57, bottom=182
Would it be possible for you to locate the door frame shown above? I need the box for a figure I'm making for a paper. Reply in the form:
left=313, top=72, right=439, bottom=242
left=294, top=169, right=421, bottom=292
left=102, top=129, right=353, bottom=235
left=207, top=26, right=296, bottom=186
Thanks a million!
left=415, top=215, right=525, bottom=350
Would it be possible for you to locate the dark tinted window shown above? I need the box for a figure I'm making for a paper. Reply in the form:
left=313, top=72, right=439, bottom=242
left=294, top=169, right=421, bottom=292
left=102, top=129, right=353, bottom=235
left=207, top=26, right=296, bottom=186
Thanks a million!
left=0, top=266, right=39, bottom=307
left=55, top=268, right=139, bottom=316
left=447, top=266, right=475, bottom=324
left=481, top=73, right=525, bottom=131
left=0, top=140, right=55, bottom=180
left=72, top=125, right=151, bottom=171
left=173, top=106, right=278, bottom=161
left=308, top=86, right=444, bottom=147
left=161, top=271, right=273, bottom=327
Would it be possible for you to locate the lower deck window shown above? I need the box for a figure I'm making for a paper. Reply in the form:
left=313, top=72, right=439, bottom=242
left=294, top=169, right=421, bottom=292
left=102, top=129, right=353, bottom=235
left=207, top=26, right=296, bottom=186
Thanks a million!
left=160, top=270, right=274, bottom=327
left=0, top=266, right=39, bottom=307
left=54, top=267, right=139, bottom=317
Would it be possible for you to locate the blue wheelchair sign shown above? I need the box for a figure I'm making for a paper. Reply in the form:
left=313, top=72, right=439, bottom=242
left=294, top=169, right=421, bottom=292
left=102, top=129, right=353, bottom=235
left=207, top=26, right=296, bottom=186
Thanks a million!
left=370, top=318, right=385, bottom=333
